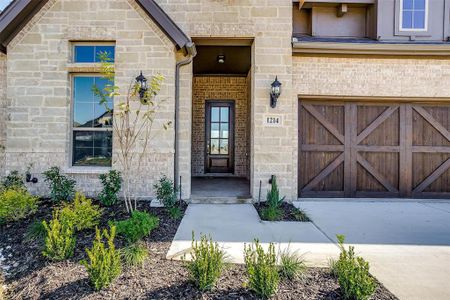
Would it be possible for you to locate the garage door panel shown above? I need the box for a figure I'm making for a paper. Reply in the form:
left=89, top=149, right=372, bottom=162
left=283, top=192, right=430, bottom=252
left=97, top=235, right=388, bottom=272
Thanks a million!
left=412, top=106, right=450, bottom=146
left=357, top=152, right=400, bottom=193
left=311, top=163, right=344, bottom=192
left=299, top=152, right=344, bottom=193
left=413, top=153, right=450, bottom=193
left=299, top=101, right=450, bottom=199
left=300, top=104, right=344, bottom=145
left=357, top=106, right=400, bottom=146
left=357, top=164, right=387, bottom=192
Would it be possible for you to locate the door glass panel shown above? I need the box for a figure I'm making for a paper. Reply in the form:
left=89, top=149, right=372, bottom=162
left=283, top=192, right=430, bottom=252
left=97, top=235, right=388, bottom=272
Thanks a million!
left=211, top=123, right=219, bottom=138
left=210, top=139, right=220, bottom=154
left=211, top=107, right=220, bottom=122
left=220, top=123, right=229, bottom=138
left=220, top=107, right=229, bottom=122
left=220, top=140, right=228, bottom=154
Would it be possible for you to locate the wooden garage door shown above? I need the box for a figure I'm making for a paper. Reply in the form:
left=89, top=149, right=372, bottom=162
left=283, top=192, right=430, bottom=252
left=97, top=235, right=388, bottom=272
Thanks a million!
left=298, top=102, right=450, bottom=198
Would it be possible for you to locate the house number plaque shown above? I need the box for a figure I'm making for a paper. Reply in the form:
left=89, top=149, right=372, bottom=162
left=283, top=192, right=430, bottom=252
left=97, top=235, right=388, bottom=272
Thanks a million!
left=264, top=115, right=283, bottom=127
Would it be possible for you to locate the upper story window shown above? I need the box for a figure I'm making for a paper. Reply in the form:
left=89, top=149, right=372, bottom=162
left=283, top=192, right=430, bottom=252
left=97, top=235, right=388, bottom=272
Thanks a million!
left=400, top=0, right=428, bottom=31
left=73, top=43, right=115, bottom=63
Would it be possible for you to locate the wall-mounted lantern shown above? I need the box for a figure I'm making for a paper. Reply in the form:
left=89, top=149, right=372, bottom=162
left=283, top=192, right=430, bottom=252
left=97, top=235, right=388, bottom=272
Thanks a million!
left=270, top=76, right=282, bottom=108
left=135, top=71, right=148, bottom=100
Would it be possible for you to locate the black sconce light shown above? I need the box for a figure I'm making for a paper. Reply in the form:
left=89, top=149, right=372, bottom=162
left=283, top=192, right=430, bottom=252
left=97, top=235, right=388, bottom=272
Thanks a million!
left=270, top=76, right=282, bottom=108
left=135, top=71, right=148, bottom=100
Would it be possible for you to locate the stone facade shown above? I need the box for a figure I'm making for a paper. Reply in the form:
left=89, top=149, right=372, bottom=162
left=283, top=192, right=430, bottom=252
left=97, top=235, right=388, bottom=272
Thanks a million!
left=1, top=0, right=449, bottom=201
left=157, top=0, right=297, bottom=200
left=192, top=76, right=249, bottom=178
left=0, top=54, right=6, bottom=174
left=4, top=0, right=178, bottom=198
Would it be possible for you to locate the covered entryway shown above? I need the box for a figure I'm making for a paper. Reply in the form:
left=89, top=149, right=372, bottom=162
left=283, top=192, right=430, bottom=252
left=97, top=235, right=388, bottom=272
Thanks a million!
left=298, top=101, right=450, bottom=198
left=190, top=41, right=253, bottom=201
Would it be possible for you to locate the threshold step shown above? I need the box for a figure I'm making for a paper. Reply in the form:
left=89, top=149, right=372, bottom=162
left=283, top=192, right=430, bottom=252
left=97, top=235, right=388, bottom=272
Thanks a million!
left=190, top=196, right=253, bottom=204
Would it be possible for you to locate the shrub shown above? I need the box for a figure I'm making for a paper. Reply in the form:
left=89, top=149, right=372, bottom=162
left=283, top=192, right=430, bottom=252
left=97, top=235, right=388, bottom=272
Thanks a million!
left=154, top=175, right=178, bottom=208
left=114, top=211, right=159, bottom=244
left=81, top=226, right=121, bottom=291
left=244, top=240, right=279, bottom=299
left=43, top=166, right=76, bottom=202
left=279, top=248, right=306, bottom=281
left=0, top=170, right=25, bottom=191
left=25, top=219, right=47, bottom=242
left=42, top=211, right=76, bottom=261
left=334, top=235, right=376, bottom=300
left=261, top=176, right=285, bottom=221
left=292, top=207, right=311, bottom=222
left=120, top=242, right=149, bottom=268
left=0, top=188, right=38, bottom=224
left=261, top=206, right=282, bottom=221
left=184, top=233, right=225, bottom=291
left=168, top=206, right=183, bottom=220
left=98, top=170, right=122, bottom=206
left=59, top=192, right=102, bottom=232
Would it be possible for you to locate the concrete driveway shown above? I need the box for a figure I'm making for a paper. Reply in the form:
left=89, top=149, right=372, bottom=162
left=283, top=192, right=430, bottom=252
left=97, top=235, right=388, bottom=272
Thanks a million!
left=167, top=201, right=450, bottom=300
left=296, top=200, right=450, bottom=300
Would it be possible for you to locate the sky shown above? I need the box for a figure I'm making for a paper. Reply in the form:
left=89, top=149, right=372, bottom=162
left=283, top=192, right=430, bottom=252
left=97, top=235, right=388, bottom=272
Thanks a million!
left=0, top=0, right=12, bottom=11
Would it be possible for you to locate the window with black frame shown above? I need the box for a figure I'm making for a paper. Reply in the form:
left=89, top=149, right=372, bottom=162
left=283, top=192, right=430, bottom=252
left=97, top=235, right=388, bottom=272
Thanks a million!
left=72, top=75, right=113, bottom=167
left=71, top=43, right=115, bottom=167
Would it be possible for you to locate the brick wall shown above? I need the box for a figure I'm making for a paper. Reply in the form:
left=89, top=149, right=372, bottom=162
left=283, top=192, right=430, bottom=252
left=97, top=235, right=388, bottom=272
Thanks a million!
left=192, top=76, right=249, bottom=178
left=4, top=0, right=178, bottom=198
left=293, top=56, right=450, bottom=97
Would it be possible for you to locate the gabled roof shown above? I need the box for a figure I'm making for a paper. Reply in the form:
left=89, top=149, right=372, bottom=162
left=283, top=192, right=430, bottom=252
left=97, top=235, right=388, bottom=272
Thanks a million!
left=0, top=0, right=192, bottom=54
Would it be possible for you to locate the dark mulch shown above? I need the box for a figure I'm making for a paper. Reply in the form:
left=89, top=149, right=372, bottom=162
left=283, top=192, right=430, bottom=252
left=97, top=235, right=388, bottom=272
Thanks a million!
left=254, top=202, right=311, bottom=222
left=0, top=200, right=397, bottom=300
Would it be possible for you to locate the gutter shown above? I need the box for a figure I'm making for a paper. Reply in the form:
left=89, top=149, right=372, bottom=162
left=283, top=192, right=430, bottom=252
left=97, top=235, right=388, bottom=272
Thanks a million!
left=174, top=42, right=197, bottom=194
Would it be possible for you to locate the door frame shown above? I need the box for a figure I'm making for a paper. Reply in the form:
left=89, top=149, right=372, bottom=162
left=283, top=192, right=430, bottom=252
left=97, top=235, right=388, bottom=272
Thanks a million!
left=204, top=100, right=235, bottom=174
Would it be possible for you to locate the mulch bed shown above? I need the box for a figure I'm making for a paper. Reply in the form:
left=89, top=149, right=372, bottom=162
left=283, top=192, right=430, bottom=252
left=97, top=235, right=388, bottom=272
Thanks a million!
left=254, top=202, right=311, bottom=222
left=0, top=200, right=397, bottom=300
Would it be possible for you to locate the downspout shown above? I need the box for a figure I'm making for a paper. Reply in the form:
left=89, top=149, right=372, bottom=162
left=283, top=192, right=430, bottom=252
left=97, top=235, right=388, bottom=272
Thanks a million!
left=174, top=42, right=196, bottom=194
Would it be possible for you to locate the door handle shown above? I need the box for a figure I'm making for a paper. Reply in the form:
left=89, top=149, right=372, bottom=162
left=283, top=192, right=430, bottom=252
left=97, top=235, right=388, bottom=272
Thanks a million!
left=207, top=141, right=210, bottom=154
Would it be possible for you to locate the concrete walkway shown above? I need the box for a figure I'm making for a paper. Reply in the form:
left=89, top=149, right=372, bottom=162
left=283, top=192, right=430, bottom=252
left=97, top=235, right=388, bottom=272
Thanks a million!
left=296, top=200, right=450, bottom=300
left=167, top=204, right=339, bottom=265
left=167, top=201, right=450, bottom=300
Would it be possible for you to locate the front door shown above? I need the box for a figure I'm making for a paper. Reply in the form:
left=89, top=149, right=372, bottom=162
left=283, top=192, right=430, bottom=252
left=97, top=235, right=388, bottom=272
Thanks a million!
left=205, top=101, right=234, bottom=173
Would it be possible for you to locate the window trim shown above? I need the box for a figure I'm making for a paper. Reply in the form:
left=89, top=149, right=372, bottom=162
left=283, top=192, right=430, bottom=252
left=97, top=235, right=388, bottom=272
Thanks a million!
left=399, top=0, right=429, bottom=32
left=70, top=73, right=113, bottom=168
left=71, top=42, right=116, bottom=63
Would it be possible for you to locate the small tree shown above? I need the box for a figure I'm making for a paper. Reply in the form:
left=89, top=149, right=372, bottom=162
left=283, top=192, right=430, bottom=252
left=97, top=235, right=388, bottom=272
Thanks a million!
left=94, top=53, right=170, bottom=213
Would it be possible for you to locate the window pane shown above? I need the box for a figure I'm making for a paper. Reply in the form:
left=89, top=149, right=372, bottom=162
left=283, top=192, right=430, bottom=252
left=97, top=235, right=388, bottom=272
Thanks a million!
left=93, top=131, right=112, bottom=149
left=211, top=123, right=219, bottom=138
left=220, top=107, right=229, bottom=122
left=211, top=107, right=220, bottom=122
left=95, top=46, right=115, bottom=62
left=74, top=46, right=95, bottom=63
left=413, top=11, right=425, bottom=29
left=414, top=0, right=425, bottom=10
left=402, top=11, right=413, bottom=28
left=403, top=0, right=413, bottom=9
left=73, top=131, right=112, bottom=166
left=94, top=103, right=113, bottom=127
left=220, top=123, right=229, bottom=138
left=74, top=77, right=94, bottom=103
left=74, top=131, right=93, bottom=148
left=210, top=139, right=219, bottom=154
left=220, top=139, right=228, bottom=155
left=74, top=102, right=94, bottom=127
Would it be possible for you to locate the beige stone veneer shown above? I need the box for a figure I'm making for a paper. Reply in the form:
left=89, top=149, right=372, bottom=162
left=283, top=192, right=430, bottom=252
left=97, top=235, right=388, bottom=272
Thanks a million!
left=3, top=0, right=178, bottom=198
